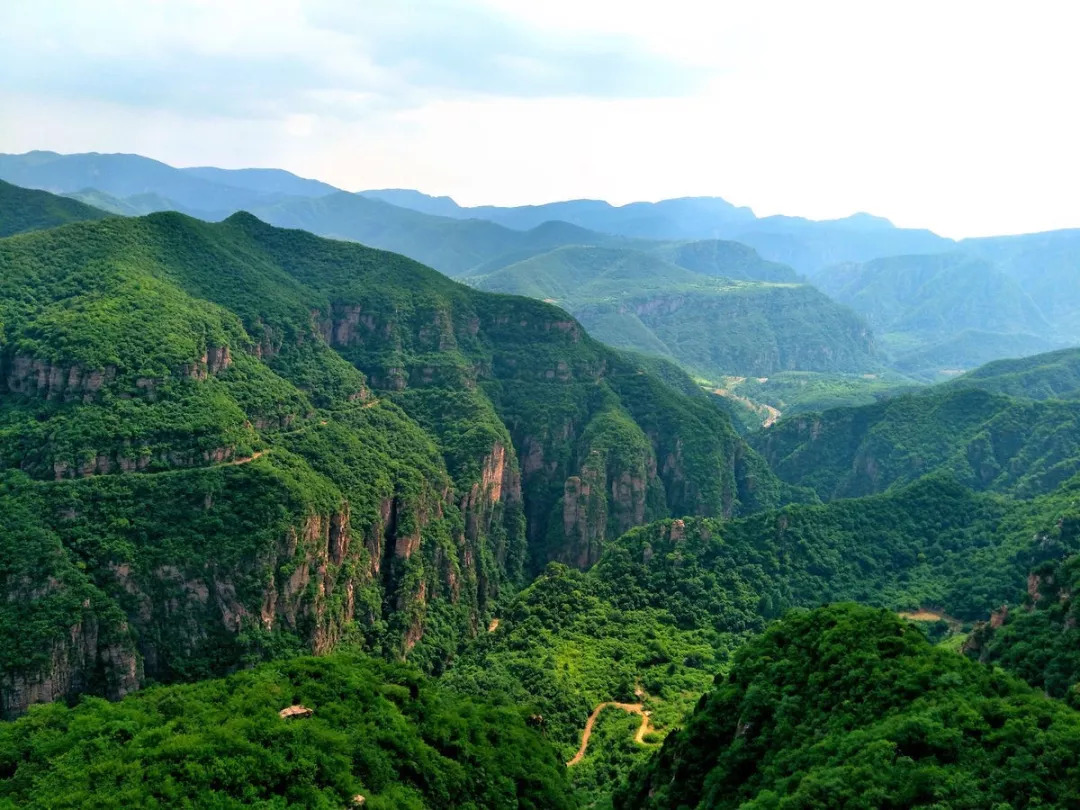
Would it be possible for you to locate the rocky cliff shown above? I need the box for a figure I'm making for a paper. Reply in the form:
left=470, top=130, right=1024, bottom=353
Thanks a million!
left=0, top=208, right=786, bottom=715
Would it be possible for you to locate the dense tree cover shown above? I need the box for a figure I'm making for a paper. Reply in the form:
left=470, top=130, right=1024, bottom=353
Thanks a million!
left=946, top=346, right=1080, bottom=401
left=718, top=370, right=921, bottom=420
left=471, top=245, right=878, bottom=378
left=444, top=474, right=1080, bottom=801
left=616, top=604, right=1080, bottom=809
left=0, top=654, right=575, bottom=809
left=755, top=386, right=1080, bottom=500
left=812, top=253, right=1060, bottom=379
left=0, top=178, right=111, bottom=237
left=967, top=548, right=1080, bottom=707
left=0, top=204, right=791, bottom=718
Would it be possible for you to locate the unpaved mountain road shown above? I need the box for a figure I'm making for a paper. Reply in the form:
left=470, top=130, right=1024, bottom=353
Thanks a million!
left=566, top=702, right=655, bottom=766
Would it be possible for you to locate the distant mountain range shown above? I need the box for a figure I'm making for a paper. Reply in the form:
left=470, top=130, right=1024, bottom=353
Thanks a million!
left=470, top=245, right=877, bottom=377
left=813, top=253, right=1065, bottom=376
left=363, top=187, right=954, bottom=272
left=2, top=150, right=1077, bottom=383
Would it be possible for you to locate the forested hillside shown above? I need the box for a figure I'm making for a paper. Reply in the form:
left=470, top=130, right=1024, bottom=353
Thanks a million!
left=965, top=550, right=1080, bottom=707
left=4, top=163, right=1080, bottom=810
left=472, top=245, right=877, bottom=377
left=0, top=206, right=787, bottom=718
left=0, top=179, right=111, bottom=237
left=753, top=386, right=1080, bottom=500
left=616, top=604, right=1080, bottom=809
left=813, top=253, right=1060, bottom=378
left=946, top=347, right=1080, bottom=400
left=0, top=653, right=574, bottom=809
left=444, top=473, right=1080, bottom=802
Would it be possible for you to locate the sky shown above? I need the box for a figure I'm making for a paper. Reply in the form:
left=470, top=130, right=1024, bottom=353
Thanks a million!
left=2, top=0, right=1078, bottom=238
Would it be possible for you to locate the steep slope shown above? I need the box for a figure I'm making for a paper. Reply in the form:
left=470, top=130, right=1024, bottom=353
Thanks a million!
left=616, top=604, right=1080, bottom=809
left=947, top=347, right=1080, bottom=401
left=0, top=178, right=111, bottom=236
left=444, top=479, right=1080, bottom=794
left=753, top=387, right=1080, bottom=500
left=814, top=252, right=1058, bottom=377
left=0, top=207, right=784, bottom=716
left=965, top=549, right=1080, bottom=707
left=473, top=245, right=877, bottom=377
left=0, top=653, right=575, bottom=809
left=446, top=474, right=1080, bottom=801
left=964, top=228, right=1080, bottom=340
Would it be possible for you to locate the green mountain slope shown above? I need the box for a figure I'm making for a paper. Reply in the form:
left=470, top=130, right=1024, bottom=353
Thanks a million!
left=963, top=228, right=1080, bottom=340
left=473, top=245, right=877, bottom=377
left=753, top=387, right=1080, bottom=500
left=0, top=206, right=786, bottom=717
left=947, top=346, right=1080, bottom=401
left=724, top=370, right=922, bottom=418
left=965, top=548, right=1080, bottom=707
left=445, top=474, right=1080, bottom=801
left=616, top=603, right=1080, bottom=809
left=813, top=253, right=1059, bottom=378
left=0, top=179, right=111, bottom=236
left=0, top=653, right=574, bottom=809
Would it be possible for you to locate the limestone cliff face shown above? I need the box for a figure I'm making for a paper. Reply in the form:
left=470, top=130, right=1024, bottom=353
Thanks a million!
left=559, top=448, right=654, bottom=568
left=0, top=575, right=139, bottom=718
left=2, top=344, right=233, bottom=402
left=7, top=433, right=529, bottom=714
left=3, top=354, right=117, bottom=401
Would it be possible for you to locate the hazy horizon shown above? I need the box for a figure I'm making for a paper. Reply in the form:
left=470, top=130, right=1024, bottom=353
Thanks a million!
left=4, top=1, right=1079, bottom=239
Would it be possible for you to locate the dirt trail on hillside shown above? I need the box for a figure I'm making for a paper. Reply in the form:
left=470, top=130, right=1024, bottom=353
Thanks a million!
left=567, top=702, right=655, bottom=766
left=898, top=608, right=962, bottom=628
left=711, top=388, right=782, bottom=428
left=223, top=450, right=267, bottom=466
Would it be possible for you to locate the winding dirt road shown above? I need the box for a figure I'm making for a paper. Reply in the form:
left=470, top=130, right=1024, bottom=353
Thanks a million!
left=566, top=702, right=655, bottom=766
left=224, top=449, right=267, bottom=466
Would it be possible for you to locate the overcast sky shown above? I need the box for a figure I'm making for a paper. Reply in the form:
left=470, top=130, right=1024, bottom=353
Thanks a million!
left=2, top=0, right=1078, bottom=237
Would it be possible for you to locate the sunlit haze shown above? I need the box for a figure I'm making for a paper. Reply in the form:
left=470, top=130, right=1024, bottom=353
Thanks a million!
left=3, top=0, right=1078, bottom=237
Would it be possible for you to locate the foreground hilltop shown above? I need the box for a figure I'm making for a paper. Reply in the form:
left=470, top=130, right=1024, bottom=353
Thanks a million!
left=0, top=203, right=791, bottom=717
left=617, top=604, right=1080, bottom=808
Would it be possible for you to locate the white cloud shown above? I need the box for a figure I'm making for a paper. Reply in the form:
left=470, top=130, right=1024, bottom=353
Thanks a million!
left=1, top=0, right=1079, bottom=237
